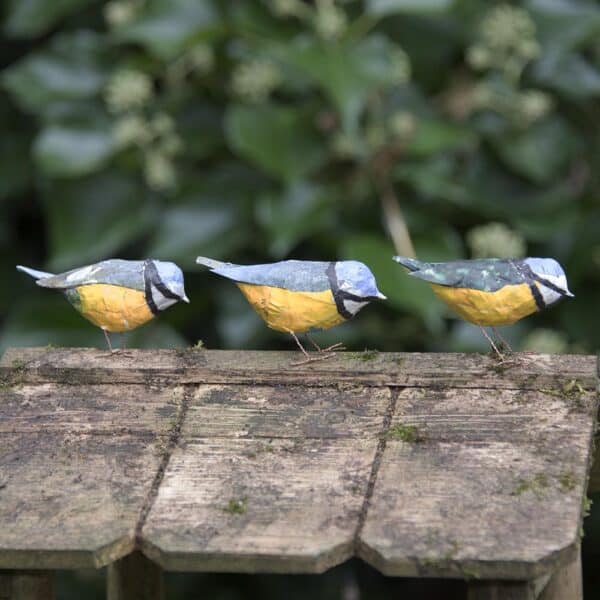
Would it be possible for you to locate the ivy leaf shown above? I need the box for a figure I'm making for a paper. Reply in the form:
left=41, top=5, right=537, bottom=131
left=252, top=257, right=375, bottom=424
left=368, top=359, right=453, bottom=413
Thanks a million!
left=531, top=49, right=600, bottom=99
left=527, top=0, right=600, bottom=51
left=2, top=31, right=107, bottom=117
left=274, top=34, right=406, bottom=133
left=146, top=203, right=245, bottom=269
left=341, top=234, right=445, bottom=333
left=114, top=0, right=222, bottom=60
left=225, top=103, right=326, bottom=182
left=34, top=124, right=115, bottom=177
left=4, top=0, right=94, bottom=38
left=405, top=118, right=475, bottom=157
left=44, top=172, right=157, bottom=270
left=491, top=117, right=580, bottom=184
left=256, top=181, right=335, bottom=258
left=366, top=0, right=454, bottom=16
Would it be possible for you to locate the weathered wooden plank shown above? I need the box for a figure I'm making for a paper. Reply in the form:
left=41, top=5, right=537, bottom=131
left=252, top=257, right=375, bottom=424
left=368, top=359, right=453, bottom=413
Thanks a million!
left=1, top=348, right=596, bottom=389
left=183, top=384, right=389, bottom=439
left=0, top=571, right=54, bottom=600
left=467, top=580, right=536, bottom=600
left=358, top=385, right=597, bottom=580
left=0, top=382, right=183, bottom=569
left=107, top=552, right=164, bottom=600
left=0, top=384, right=182, bottom=434
left=537, top=552, right=582, bottom=600
left=141, top=385, right=391, bottom=572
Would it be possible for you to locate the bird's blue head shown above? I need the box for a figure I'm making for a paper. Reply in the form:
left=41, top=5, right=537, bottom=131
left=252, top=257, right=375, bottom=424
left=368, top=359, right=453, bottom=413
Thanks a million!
left=149, top=260, right=189, bottom=310
left=333, top=261, right=386, bottom=316
left=524, top=257, right=573, bottom=306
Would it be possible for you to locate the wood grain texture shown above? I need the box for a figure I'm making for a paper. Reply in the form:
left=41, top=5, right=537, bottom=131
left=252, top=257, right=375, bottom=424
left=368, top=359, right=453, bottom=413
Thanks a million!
left=107, top=552, right=164, bottom=600
left=141, top=385, right=392, bottom=572
left=0, top=378, right=183, bottom=569
left=0, top=347, right=596, bottom=582
left=538, top=552, right=582, bottom=600
left=358, top=386, right=597, bottom=580
left=0, top=571, right=54, bottom=600
left=1, top=348, right=596, bottom=389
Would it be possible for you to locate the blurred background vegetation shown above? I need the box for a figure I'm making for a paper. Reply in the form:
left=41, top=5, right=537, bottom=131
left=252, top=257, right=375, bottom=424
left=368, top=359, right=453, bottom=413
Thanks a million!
left=1, top=0, right=599, bottom=597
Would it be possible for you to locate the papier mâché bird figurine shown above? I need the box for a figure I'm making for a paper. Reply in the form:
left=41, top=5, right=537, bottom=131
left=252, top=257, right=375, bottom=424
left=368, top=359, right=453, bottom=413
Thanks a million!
left=393, top=256, right=573, bottom=356
left=17, top=259, right=189, bottom=352
left=197, top=256, right=386, bottom=364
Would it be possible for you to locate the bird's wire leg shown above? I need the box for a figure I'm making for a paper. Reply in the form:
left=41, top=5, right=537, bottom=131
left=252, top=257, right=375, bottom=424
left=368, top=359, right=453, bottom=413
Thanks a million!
left=491, top=327, right=513, bottom=353
left=480, top=327, right=505, bottom=360
left=290, top=332, right=335, bottom=367
left=306, top=333, right=345, bottom=354
left=102, top=329, right=134, bottom=357
left=103, top=329, right=115, bottom=353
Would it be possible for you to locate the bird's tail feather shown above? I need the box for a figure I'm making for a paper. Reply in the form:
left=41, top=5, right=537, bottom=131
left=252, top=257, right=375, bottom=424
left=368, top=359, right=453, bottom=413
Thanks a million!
left=196, top=256, right=230, bottom=270
left=16, top=265, right=54, bottom=280
left=392, top=256, right=424, bottom=272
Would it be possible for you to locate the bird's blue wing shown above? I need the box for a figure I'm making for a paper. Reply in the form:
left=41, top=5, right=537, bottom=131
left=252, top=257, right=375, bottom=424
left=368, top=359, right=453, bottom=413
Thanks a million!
left=210, top=260, right=333, bottom=293
left=405, top=259, right=524, bottom=292
left=35, top=259, right=147, bottom=291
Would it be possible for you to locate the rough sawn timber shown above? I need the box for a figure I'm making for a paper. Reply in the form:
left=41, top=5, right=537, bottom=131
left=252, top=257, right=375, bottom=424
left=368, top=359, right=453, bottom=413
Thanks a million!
left=0, top=347, right=597, bottom=595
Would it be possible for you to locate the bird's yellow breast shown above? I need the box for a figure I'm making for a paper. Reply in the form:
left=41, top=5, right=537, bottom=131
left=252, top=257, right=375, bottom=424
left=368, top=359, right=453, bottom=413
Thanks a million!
left=430, top=282, right=539, bottom=326
left=73, top=284, right=155, bottom=332
left=236, top=283, right=346, bottom=333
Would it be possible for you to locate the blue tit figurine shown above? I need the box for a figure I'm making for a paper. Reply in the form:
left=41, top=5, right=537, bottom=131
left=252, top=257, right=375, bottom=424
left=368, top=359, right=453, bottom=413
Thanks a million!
left=17, top=259, right=189, bottom=352
left=393, top=256, right=573, bottom=356
left=197, top=256, right=386, bottom=364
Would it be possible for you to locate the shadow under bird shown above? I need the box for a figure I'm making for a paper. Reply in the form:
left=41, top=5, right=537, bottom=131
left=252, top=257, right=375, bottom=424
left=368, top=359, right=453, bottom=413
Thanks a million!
left=17, top=259, right=189, bottom=352
left=393, top=256, right=573, bottom=356
left=196, top=256, right=386, bottom=364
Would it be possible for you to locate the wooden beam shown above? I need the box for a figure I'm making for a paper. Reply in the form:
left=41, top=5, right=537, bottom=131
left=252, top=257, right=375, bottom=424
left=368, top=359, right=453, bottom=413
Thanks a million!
left=467, top=580, right=536, bottom=600
left=538, top=552, right=582, bottom=600
left=0, top=571, right=54, bottom=600
left=107, top=552, right=163, bottom=600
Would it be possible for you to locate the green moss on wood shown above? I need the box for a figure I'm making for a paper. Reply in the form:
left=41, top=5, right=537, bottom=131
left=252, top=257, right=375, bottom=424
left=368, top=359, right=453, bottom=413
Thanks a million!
left=223, top=497, right=248, bottom=515
left=387, top=423, right=423, bottom=443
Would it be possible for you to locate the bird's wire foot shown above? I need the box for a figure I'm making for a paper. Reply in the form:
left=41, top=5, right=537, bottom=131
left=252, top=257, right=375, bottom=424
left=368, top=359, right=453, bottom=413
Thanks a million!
left=290, top=332, right=338, bottom=367
left=101, top=330, right=135, bottom=357
left=491, top=327, right=513, bottom=353
left=290, top=353, right=336, bottom=367
left=480, top=327, right=506, bottom=362
left=306, top=335, right=346, bottom=354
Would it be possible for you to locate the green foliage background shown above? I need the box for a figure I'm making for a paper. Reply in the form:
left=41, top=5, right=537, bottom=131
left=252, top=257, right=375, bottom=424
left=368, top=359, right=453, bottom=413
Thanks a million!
left=1, top=0, right=599, bottom=597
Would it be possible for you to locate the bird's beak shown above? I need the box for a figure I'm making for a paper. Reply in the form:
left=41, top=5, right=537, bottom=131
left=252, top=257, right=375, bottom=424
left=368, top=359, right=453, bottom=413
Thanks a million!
left=565, top=290, right=574, bottom=298
left=182, top=295, right=190, bottom=303
left=376, top=292, right=387, bottom=300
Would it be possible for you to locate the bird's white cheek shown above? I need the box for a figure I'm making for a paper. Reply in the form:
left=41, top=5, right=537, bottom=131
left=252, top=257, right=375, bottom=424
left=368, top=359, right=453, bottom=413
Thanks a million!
left=539, top=286, right=561, bottom=306
left=343, top=299, right=369, bottom=316
left=150, top=287, right=179, bottom=311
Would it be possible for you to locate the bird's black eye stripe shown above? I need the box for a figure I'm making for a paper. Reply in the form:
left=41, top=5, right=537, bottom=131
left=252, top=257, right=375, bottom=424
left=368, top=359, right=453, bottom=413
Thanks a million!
left=325, top=262, right=354, bottom=320
left=532, top=275, right=567, bottom=296
left=528, top=282, right=546, bottom=311
left=144, top=260, right=181, bottom=314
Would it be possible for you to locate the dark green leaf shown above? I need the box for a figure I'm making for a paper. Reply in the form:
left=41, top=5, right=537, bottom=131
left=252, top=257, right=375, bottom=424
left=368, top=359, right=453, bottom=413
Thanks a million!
left=146, top=202, right=246, bottom=269
left=33, top=124, right=116, bottom=177
left=531, top=48, right=600, bottom=99
left=274, top=34, right=406, bottom=132
left=114, top=0, right=222, bottom=59
left=256, top=181, right=335, bottom=257
left=491, top=117, right=580, bottom=184
left=405, top=118, right=475, bottom=157
left=341, top=234, right=445, bottom=333
left=2, top=31, right=107, bottom=117
left=225, top=102, right=326, bottom=182
left=44, top=172, right=156, bottom=270
left=527, top=0, right=600, bottom=51
left=367, top=0, right=454, bottom=16
left=4, top=0, right=94, bottom=38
